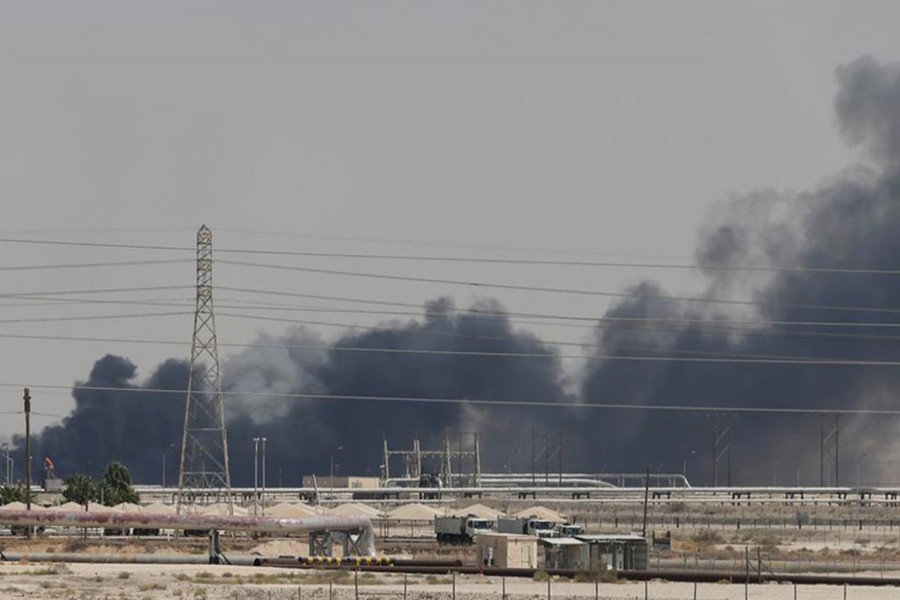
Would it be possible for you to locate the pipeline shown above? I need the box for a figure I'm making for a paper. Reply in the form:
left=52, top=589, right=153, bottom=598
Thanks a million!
left=252, top=560, right=900, bottom=587
left=0, top=510, right=376, bottom=556
left=293, top=557, right=460, bottom=568
left=3, top=552, right=897, bottom=587
left=0, top=552, right=256, bottom=566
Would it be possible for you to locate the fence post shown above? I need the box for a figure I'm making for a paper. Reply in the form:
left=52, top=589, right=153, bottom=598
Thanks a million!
left=329, top=575, right=333, bottom=600
left=452, top=570, right=456, bottom=600
left=644, top=579, right=648, bottom=600
left=502, top=575, right=506, bottom=600
left=693, top=581, right=697, bottom=600
left=354, top=569, right=359, bottom=600
left=403, top=573, right=408, bottom=600
left=547, top=576, right=551, bottom=600
left=744, top=546, right=749, bottom=600
left=297, top=585, right=301, bottom=600
left=595, top=579, right=598, bottom=600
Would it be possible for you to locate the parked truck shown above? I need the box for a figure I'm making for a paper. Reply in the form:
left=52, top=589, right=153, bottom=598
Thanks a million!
left=497, top=516, right=558, bottom=538
left=555, top=523, right=584, bottom=537
left=434, top=515, right=494, bottom=544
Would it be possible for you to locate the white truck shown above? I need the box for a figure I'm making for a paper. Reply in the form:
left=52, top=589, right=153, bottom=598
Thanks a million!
left=497, top=516, right=558, bottom=538
left=434, top=515, right=494, bottom=544
left=555, top=523, right=584, bottom=537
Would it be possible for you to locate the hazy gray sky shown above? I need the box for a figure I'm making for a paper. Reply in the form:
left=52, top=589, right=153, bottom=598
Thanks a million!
left=2, top=1, right=900, bottom=439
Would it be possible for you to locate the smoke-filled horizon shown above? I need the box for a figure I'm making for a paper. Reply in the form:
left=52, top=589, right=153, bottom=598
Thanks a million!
left=13, top=55, right=900, bottom=488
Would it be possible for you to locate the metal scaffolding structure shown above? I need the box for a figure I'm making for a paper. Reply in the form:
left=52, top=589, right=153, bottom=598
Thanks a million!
left=177, top=225, right=233, bottom=515
left=382, top=434, right=481, bottom=487
left=531, top=429, right=565, bottom=486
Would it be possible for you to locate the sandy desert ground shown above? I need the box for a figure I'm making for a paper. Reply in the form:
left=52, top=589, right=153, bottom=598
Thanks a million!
left=0, top=561, right=899, bottom=599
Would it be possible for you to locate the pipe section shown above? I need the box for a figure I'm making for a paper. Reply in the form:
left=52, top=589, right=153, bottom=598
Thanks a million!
left=0, top=510, right=376, bottom=556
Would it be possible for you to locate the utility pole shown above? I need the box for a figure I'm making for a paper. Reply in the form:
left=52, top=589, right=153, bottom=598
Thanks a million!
left=253, top=437, right=260, bottom=516
left=544, top=433, right=550, bottom=486
left=24, top=388, right=31, bottom=539
left=641, top=466, right=650, bottom=539
left=557, top=431, right=564, bottom=487
left=473, top=433, right=481, bottom=488
left=261, top=437, right=267, bottom=516
left=820, top=414, right=839, bottom=487
left=531, top=429, right=536, bottom=486
left=457, top=431, right=463, bottom=486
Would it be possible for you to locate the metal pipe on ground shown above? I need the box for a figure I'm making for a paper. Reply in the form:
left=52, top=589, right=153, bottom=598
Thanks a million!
left=252, top=561, right=900, bottom=587
left=0, top=553, right=257, bottom=566
left=0, top=510, right=376, bottom=556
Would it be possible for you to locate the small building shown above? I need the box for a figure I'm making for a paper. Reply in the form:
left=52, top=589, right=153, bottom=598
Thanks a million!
left=475, top=533, right=538, bottom=569
left=539, top=537, right=590, bottom=570
left=575, top=534, right=649, bottom=571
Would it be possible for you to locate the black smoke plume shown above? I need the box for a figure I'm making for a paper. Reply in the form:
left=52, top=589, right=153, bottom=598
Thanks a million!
left=18, top=298, right=570, bottom=486
left=580, top=56, right=900, bottom=485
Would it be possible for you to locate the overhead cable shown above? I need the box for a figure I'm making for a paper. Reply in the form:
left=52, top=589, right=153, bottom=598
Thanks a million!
left=1, top=236, right=899, bottom=275
left=3, top=383, right=900, bottom=416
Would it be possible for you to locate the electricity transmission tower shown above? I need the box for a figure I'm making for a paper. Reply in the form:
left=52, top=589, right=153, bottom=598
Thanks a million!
left=176, top=225, right=233, bottom=515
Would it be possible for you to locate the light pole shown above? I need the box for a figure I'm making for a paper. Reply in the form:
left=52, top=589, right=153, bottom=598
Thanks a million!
left=1, top=443, right=9, bottom=486
left=252, top=437, right=261, bottom=516
left=162, top=443, right=175, bottom=488
left=261, top=437, right=267, bottom=516
left=330, top=446, right=343, bottom=486
left=682, top=450, right=696, bottom=485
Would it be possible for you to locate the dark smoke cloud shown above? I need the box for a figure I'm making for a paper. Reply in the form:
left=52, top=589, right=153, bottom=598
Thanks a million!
left=17, top=56, right=900, bottom=488
left=20, top=298, right=570, bottom=486
left=581, top=56, right=900, bottom=485
left=835, top=56, right=900, bottom=184
left=220, top=297, right=570, bottom=486
left=15, top=355, right=188, bottom=485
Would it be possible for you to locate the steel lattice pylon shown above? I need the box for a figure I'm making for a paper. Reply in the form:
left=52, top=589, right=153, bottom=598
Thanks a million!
left=176, top=225, right=233, bottom=515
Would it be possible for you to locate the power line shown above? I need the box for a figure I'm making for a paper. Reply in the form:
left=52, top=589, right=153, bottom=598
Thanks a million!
left=0, top=259, right=191, bottom=272
left=5, top=292, right=900, bottom=351
left=217, top=310, right=900, bottom=360
left=217, top=287, right=900, bottom=329
left=4, top=382, right=900, bottom=416
left=3, top=313, right=896, bottom=363
left=218, top=259, right=900, bottom=315
left=0, top=285, right=191, bottom=298
left=5, top=287, right=900, bottom=351
left=0, top=311, right=190, bottom=325
left=2, top=235, right=900, bottom=275
left=9, top=279, right=900, bottom=334
left=8, top=287, right=900, bottom=333
left=4, top=328, right=900, bottom=366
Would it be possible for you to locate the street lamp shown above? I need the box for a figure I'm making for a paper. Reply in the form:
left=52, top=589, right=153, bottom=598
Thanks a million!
left=161, top=443, right=175, bottom=488
left=330, top=446, right=343, bottom=486
left=1, top=443, right=10, bottom=486
left=252, top=437, right=261, bottom=516
left=260, top=437, right=267, bottom=516
left=682, top=450, right=696, bottom=485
